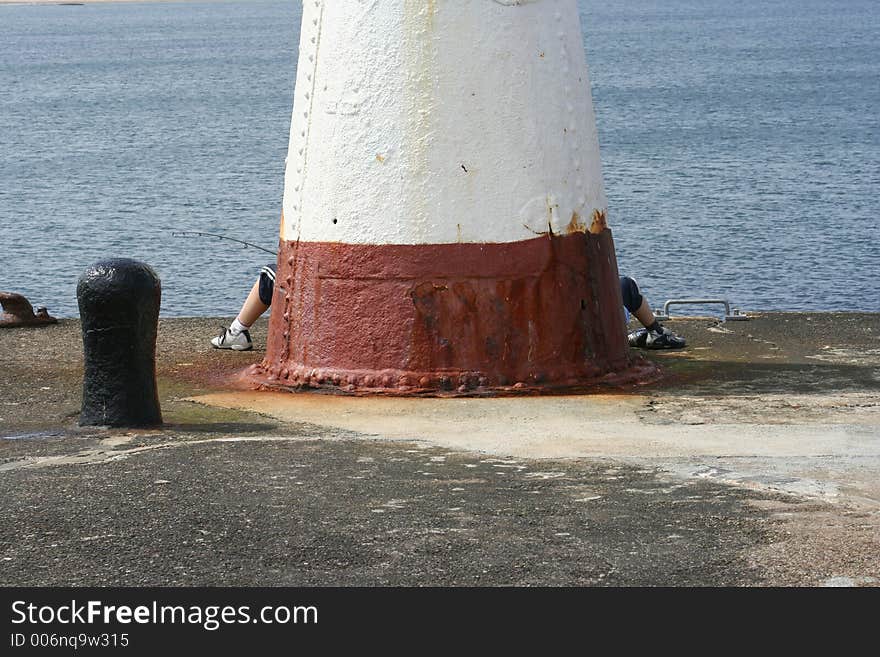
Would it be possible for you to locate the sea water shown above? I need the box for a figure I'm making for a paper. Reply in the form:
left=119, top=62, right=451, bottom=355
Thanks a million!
left=1, top=0, right=877, bottom=317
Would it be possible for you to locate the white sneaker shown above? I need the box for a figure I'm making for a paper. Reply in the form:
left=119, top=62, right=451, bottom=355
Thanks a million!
left=211, top=326, right=253, bottom=351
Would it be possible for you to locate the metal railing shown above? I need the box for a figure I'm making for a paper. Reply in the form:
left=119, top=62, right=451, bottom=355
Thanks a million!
left=653, top=298, right=749, bottom=322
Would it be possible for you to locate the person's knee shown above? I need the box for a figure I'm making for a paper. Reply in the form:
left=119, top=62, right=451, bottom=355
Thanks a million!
left=258, top=264, right=277, bottom=307
left=620, top=276, right=643, bottom=314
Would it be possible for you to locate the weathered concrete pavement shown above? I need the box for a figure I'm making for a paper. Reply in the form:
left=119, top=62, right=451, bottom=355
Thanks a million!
left=0, top=313, right=877, bottom=586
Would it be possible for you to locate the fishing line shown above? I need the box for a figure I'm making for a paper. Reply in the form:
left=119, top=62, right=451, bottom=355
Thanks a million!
left=169, top=230, right=278, bottom=256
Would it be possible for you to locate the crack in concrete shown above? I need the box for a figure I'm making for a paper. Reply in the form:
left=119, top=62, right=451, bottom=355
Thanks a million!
left=0, top=435, right=324, bottom=472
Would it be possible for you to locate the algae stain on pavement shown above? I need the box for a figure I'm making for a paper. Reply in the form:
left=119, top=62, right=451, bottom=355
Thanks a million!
left=189, top=390, right=880, bottom=460
left=189, top=390, right=647, bottom=459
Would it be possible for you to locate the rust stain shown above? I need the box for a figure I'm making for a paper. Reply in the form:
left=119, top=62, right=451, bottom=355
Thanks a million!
left=566, top=211, right=586, bottom=234
left=375, top=154, right=386, bottom=163
left=589, top=209, right=608, bottom=234
left=523, top=223, right=549, bottom=237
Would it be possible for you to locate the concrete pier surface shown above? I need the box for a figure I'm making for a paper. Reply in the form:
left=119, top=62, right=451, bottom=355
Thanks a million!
left=0, top=313, right=877, bottom=586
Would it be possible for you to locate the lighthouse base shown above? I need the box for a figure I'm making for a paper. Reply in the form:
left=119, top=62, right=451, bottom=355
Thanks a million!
left=247, top=230, right=659, bottom=395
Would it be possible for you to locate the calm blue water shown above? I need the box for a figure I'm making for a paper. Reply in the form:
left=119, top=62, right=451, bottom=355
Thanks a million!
left=1, top=0, right=878, bottom=317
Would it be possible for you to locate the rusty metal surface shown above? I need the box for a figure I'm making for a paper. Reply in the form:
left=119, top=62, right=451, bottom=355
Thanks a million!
left=0, top=292, right=58, bottom=328
left=247, top=230, right=660, bottom=395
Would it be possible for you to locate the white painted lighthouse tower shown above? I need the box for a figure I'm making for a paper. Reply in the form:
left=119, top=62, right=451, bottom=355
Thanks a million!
left=252, top=0, right=647, bottom=394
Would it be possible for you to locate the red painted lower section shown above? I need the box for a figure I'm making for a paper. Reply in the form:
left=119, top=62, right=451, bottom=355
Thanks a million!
left=246, top=231, right=658, bottom=395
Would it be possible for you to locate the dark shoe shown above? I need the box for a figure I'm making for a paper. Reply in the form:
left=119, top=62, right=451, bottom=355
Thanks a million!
left=628, top=328, right=648, bottom=348
left=644, top=325, right=686, bottom=349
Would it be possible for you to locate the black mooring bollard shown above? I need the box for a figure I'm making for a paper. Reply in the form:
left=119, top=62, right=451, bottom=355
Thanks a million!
left=77, top=258, right=162, bottom=427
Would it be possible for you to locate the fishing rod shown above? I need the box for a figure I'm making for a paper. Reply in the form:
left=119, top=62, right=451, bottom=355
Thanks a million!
left=170, top=230, right=278, bottom=256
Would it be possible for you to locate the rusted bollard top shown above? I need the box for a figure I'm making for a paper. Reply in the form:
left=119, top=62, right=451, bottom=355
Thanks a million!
left=77, top=258, right=162, bottom=427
